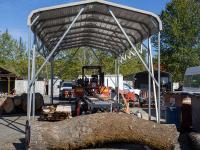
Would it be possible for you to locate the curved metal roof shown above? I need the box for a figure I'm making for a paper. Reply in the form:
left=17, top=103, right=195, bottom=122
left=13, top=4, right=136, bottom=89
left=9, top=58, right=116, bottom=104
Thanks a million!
left=28, top=0, right=162, bottom=57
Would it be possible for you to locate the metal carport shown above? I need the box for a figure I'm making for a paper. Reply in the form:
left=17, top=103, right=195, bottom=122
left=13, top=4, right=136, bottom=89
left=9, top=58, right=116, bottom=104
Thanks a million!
left=27, top=0, right=162, bottom=123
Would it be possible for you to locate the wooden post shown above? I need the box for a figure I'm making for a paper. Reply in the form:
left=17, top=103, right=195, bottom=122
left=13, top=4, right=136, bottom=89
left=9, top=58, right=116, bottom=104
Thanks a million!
left=7, top=76, right=10, bottom=95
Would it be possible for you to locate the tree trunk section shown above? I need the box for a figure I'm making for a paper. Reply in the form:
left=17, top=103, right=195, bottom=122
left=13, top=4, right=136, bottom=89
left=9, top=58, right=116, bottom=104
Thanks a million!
left=29, top=113, right=179, bottom=150
left=22, top=93, right=44, bottom=112
left=14, top=95, right=22, bottom=107
left=35, top=93, right=44, bottom=110
left=3, top=97, right=14, bottom=113
left=0, top=97, right=6, bottom=115
left=22, top=93, right=28, bottom=112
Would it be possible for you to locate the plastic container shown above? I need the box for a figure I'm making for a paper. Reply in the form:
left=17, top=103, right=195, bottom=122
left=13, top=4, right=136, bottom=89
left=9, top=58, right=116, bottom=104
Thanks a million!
left=166, top=106, right=181, bottom=129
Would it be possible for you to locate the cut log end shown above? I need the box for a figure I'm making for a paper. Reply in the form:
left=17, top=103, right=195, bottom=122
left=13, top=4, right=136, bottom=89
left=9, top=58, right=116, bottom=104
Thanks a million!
left=14, top=95, right=22, bottom=107
left=3, top=97, right=14, bottom=113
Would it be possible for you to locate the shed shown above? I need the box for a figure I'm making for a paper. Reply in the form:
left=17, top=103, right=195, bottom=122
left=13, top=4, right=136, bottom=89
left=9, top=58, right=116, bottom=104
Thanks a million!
left=0, top=67, right=17, bottom=94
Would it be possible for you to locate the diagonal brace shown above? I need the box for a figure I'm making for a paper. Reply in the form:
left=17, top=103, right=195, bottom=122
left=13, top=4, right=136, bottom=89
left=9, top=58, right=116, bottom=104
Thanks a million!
left=28, top=8, right=85, bottom=88
left=109, top=9, right=159, bottom=87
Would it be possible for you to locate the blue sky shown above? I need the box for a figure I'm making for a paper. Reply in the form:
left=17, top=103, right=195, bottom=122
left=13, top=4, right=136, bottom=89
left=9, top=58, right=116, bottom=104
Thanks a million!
left=0, top=0, right=170, bottom=45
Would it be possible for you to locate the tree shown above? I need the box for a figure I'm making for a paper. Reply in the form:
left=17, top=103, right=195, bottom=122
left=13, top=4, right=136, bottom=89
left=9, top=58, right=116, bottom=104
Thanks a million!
left=0, top=30, right=28, bottom=78
left=155, top=0, right=200, bottom=81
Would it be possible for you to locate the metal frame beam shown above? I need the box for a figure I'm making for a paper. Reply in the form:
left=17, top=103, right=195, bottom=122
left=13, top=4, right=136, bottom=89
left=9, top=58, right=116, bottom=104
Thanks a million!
left=57, top=41, right=120, bottom=55
left=27, top=7, right=85, bottom=119
left=48, top=35, right=125, bottom=52
left=27, top=15, right=40, bottom=121
left=109, top=9, right=159, bottom=87
left=148, top=39, right=151, bottom=121
left=148, top=37, right=158, bottom=122
left=45, top=29, right=134, bottom=49
left=29, top=8, right=84, bottom=88
left=43, top=24, right=137, bottom=41
left=57, top=44, right=117, bottom=57
left=39, top=19, right=141, bottom=43
left=38, top=11, right=150, bottom=33
left=57, top=38, right=122, bottom=53
left=109, top=9, right=160, bottom=123
left=36, top=12, right=150, bottom=40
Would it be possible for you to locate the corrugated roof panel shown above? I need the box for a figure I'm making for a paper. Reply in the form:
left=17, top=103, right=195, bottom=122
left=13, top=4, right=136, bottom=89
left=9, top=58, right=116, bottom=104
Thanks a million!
left=28, top=0, right=162, bottom=56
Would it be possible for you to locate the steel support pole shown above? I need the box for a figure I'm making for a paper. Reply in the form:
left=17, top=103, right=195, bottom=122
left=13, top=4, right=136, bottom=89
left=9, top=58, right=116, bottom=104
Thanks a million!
left=158, top=32, right=161, bottom=123
left=50, top=57, right=54, bottom=105
left=109, top=9, right=159, bottom=87
left=29, top=8, right=84, bottom=88
left=31, top=34, right=36, bottom=118
left=117, top=58, right=120, bottom=103
left=149, top=37, right=159, bottom=123
left=27, top=28, right=31, bottom=121
left=148, top=38, right=151, bottom=121
left=114, top=59, right=117, bottom=101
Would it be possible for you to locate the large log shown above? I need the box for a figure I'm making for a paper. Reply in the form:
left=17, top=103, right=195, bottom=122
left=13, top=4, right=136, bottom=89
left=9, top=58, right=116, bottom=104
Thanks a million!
left=28, top=113, right=179, bottom=150
left=0, top=97, right=5, bottom=115
left=35, top=93, right=44, bottom=110
left=3, top=97, right=14, bottom=113
left=22, top=93, right=28, bottom=112
left=22, top=93, right=44, bottom=112
left=14, top=95, right=22, bottom=107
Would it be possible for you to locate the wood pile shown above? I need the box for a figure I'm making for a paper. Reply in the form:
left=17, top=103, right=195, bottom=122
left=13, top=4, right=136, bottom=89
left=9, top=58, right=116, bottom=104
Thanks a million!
left=27, top=112, right=179, bottom=150
left=0, top=92, right=44, bottom=115
left=39, top=105, right=72, bottom=121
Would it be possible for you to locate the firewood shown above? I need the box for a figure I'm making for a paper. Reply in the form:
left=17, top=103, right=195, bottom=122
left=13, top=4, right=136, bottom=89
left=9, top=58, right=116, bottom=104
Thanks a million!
left=3, top=97, right=14, bottom=114
left=28, top=113, right=179, bottom=150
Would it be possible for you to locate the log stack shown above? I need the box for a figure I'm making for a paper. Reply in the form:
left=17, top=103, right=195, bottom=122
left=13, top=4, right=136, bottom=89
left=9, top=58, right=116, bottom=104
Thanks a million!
left=0, top=92, right=44, bottom=115
left=22, top=93, right=44, bottom=112
left=2, top=97, right=15, bottom=114
left=28, top=113, right=179, bottom=150
left=14, top=95, right=22, bottom=107
left=0, top=96, right=15, bottom=115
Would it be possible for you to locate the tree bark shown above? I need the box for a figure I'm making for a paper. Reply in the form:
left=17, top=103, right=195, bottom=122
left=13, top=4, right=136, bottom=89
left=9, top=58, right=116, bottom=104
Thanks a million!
left=22, top=93, right=44, bottom=112
left=0, top=97, right=5, bottom=115
left=28, top=113, right=179, bottom=150
left=22, top=93, right=28, bottom=112
left=14, top=95, right=22, bottom=107
left=35, top=93, right=44, bottom=110
left=2, top=97, right=14, bottom=113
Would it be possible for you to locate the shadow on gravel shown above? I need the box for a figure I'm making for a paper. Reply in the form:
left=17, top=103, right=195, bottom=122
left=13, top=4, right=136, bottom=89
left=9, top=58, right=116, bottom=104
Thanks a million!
left=178, top=132, right=192, bottom=150
left=0, top=116, right=25, bottom=134
left=82, top=142, right=148, bottom=150
left=13, top=138, right=25, bottom=150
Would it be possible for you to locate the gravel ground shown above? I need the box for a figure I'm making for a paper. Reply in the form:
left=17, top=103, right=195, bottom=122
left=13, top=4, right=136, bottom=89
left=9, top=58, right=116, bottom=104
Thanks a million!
left=0, top=115, right=26, bottom=150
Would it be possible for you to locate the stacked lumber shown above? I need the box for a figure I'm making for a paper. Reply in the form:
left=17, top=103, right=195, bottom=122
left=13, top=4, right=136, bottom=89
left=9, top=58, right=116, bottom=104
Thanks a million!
left=0, top=92, right=44, bottom=115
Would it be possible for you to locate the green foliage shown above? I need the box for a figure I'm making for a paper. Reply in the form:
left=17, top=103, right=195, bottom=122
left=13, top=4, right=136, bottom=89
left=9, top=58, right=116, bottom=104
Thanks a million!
left=0, top=31, right=28, bottom=78
left=155, top=0, right=200, bottom=81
